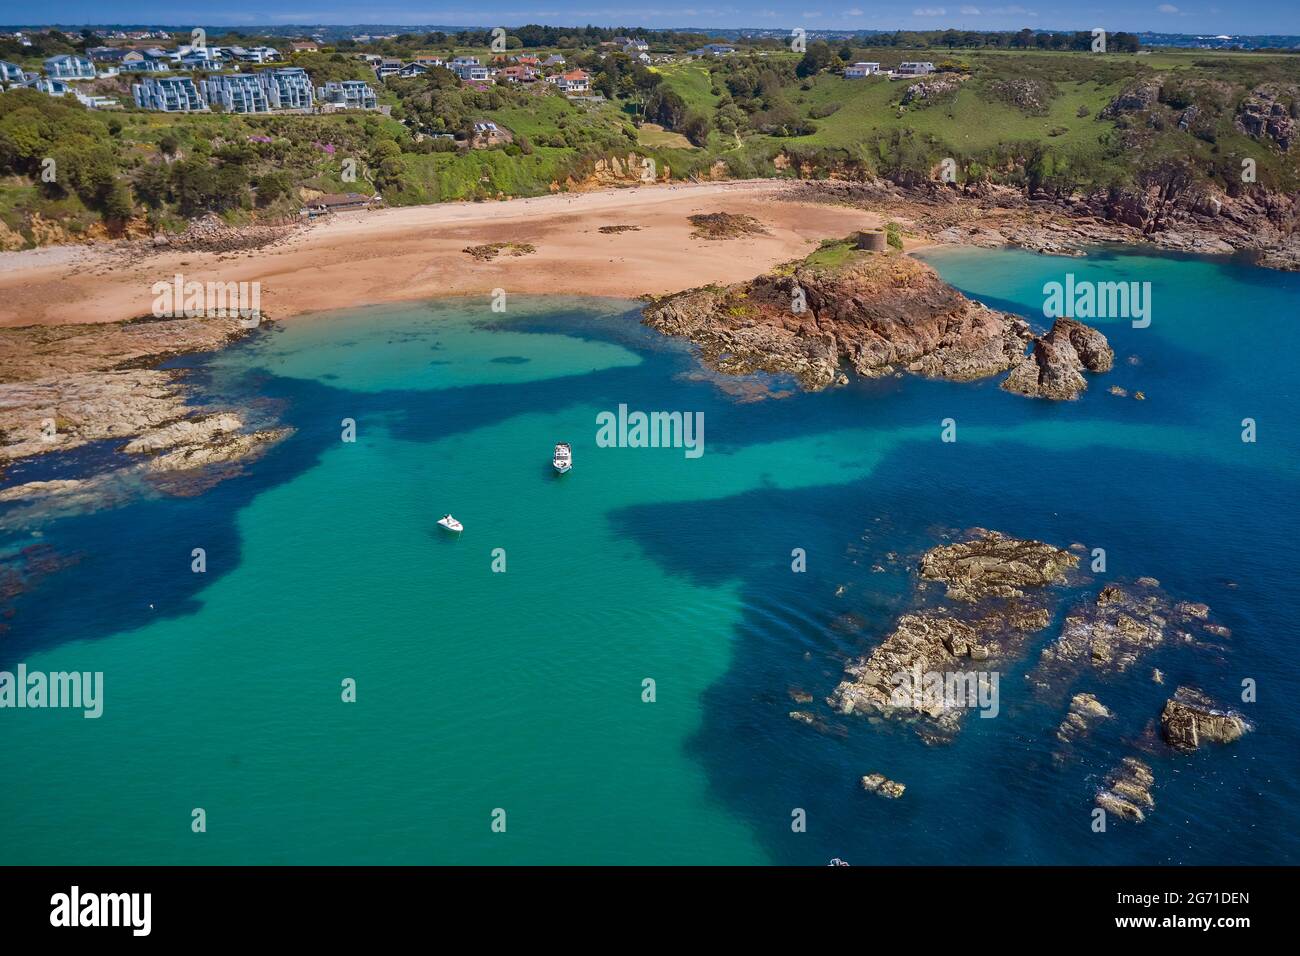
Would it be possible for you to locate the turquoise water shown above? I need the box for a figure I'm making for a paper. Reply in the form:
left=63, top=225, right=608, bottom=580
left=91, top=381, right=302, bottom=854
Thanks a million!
left=1, top=249, right=1297, bottom=865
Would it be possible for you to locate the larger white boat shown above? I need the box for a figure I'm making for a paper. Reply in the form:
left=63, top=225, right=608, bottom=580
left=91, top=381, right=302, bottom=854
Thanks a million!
left=437, top=514, right=464, bottom=532
left=553, top=442, right=572, bottom=474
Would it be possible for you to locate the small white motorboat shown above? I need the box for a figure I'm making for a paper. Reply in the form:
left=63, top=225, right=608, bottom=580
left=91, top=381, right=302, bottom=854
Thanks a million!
left=553, top=442, right=572, bottom=474
left=437, top=514, right=464, bottom=533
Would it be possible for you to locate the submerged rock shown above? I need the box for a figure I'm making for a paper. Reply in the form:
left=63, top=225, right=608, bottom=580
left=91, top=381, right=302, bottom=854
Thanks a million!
left=1160, top=686, right=1251, bottom=751
left=1095, top=757, right=1155, bottom=823
left=861, top=773, right=906, bottom=798
left=1032, top=581, right=1173, bottom=684
left=1054, top=692, right=1113, bottom=764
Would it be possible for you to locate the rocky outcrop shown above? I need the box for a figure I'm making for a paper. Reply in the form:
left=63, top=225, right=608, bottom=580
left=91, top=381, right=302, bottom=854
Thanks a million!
left=919, top=530, right=1078, bottom=601
left=829, top=530, right=1071, bottom=742
left=1236, top=86, right=1296, bottom=151
left=901, top=74, right=963, bottom=107
left=1160, top=686, right=1251, bottom=751
left=1030, top=581, right=1226, bottom=687
left=1054, top=692, right=1113, bottom=764
left=123, top=414, right=244, bottom=455
left=1001, top=318, right=1116, bottom=400
left=861, top=773, right=906, bottom=798
left=145, top=427, right=291, bottom=473
left=1095, top=757, right=1155, bottom=823
left=643, top=246, right=1110, bottom=396
left=1101, top=80, right=1163, bottom=119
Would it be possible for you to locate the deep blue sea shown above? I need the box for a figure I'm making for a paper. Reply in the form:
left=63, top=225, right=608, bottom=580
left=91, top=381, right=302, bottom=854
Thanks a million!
left=1, top=246, right=1297, bottom=864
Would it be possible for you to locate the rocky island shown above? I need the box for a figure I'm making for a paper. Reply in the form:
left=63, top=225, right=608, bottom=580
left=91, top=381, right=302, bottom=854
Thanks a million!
left=643, top=238, right=1112, bottom=397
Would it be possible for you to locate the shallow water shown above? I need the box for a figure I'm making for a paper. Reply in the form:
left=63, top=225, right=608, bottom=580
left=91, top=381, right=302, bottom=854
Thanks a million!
left=1, top=249, right=1297, bottom=865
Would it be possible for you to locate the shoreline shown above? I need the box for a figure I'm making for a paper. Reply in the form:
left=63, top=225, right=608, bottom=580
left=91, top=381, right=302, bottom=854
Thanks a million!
left=0, top=179, right=877, bottom=329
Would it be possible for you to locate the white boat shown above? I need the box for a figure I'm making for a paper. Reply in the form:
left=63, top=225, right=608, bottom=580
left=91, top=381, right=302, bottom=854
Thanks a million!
left=437, top=514, right=463, bottom=532
left=553, top=442, right=572, bottom=474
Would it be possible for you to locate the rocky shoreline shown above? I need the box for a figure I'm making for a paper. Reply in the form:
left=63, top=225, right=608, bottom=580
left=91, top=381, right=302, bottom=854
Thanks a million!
left=787, top=177, right=1300, bottom=271
left=643, top=240, right=1113, bottom=398
left=0, top=314, right=291, bottom=517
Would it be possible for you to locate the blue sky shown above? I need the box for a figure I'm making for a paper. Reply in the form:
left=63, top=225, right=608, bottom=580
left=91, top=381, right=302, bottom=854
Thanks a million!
left=17, top=2, right=1300, bottom=34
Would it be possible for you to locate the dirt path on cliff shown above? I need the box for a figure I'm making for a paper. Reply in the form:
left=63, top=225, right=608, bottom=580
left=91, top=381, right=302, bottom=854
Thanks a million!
left=0, top=180, right=880, bottom=329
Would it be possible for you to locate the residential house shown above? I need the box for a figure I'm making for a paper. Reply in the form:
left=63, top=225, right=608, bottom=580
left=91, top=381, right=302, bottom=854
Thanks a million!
left=375, top=58, right=403, bottom=79
left=896, top=61, right=935, bottom=75
left=74, top=89, right=122, bottom=109
left=398, top=62, right=429, bottom=78
left=228, top=46, right=280, bottom=65
left=689, top=44, right=736, bottom=57
left=30, top=77, right=72, bottom=96
left=202, top=73, right=269, bottom=113
left=541, top=54, right=566, bottom=67
left=496, top=64, right=536, bottom=84
left=449, top=56, right=490, bottom=82
left=413, top=55, right=445, bottom=67
left=844, top=61, right=881, bottom=78
left=623, top=39, right=649, bottom=54
left=260, top=67, right=313, bottom=109
left=120, top=51, right=172, bottom=73
left=548, top=69, right=590, bottom=94
left=316, top=79, right=378, bottom=111
left=133, top=74, right=205, bottom=111
left=0, top=60, right=26, bottom=85
left=44, top=54, right=96, bottom=79
left=178, top=51, right=225, bottom=71
left=290, top=40, right=319, bottom=53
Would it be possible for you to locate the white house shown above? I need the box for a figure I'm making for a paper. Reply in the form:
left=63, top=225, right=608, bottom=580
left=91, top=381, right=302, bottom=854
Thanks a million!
left=548, top=69, right=590, bottom=94
left=897, top=61, right=935, bottom=75
left=44, top=54, right=96, bottom=79
left=845, top=62, right=881, bottom=78
left=317, top=80, right=377, bottom=110
left=202, top=73, right=269, bottom=112
left=133, top=75, right=206, bottom=111
left=260, top=67, right=313, bottom=109
left=0, top=60, right=26, bottom=84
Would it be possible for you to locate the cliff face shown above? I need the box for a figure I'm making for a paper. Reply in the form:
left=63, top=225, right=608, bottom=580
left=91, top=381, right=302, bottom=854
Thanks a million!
left=643, top=247, right=1110, bottom=398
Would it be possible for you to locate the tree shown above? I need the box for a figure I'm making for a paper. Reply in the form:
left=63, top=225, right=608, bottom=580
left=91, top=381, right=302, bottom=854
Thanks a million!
left=682, top=112, right=711, bottom=147
left=796, top=41, right=832, bottom=78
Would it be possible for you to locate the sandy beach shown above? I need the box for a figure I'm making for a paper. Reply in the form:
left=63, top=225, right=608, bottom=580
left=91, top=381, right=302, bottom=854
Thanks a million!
left=0, top=180, right=878, bottom=328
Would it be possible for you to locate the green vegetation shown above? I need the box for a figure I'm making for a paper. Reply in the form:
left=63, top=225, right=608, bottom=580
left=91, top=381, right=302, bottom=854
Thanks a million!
left=0, top=26, right=1297, bottom=248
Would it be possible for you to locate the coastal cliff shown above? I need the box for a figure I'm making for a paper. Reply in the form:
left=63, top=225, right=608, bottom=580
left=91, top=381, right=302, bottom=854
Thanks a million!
left=643, top=240, right=1111, bottom=397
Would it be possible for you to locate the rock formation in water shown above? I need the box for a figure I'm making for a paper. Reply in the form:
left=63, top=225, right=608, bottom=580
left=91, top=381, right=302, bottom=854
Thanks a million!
left=828, top=530, right=1077, bottom=742
left=1054, top=692, right=1113, bottom=765
left=1160, top=686, right=1251, bottom=751
left=1001, top=318, right=1115, bottom=400
left=0, top=317, right=291, bottom=509
left=1030, top=581, right=1229, bottom=689
left=919, top=530, right=1080, bottom=602
left=861, top=773, right=906, bottom=798
left=642, top=245, right=1111, bottom=397
left=1095, top=757, right=1156, bottom=823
